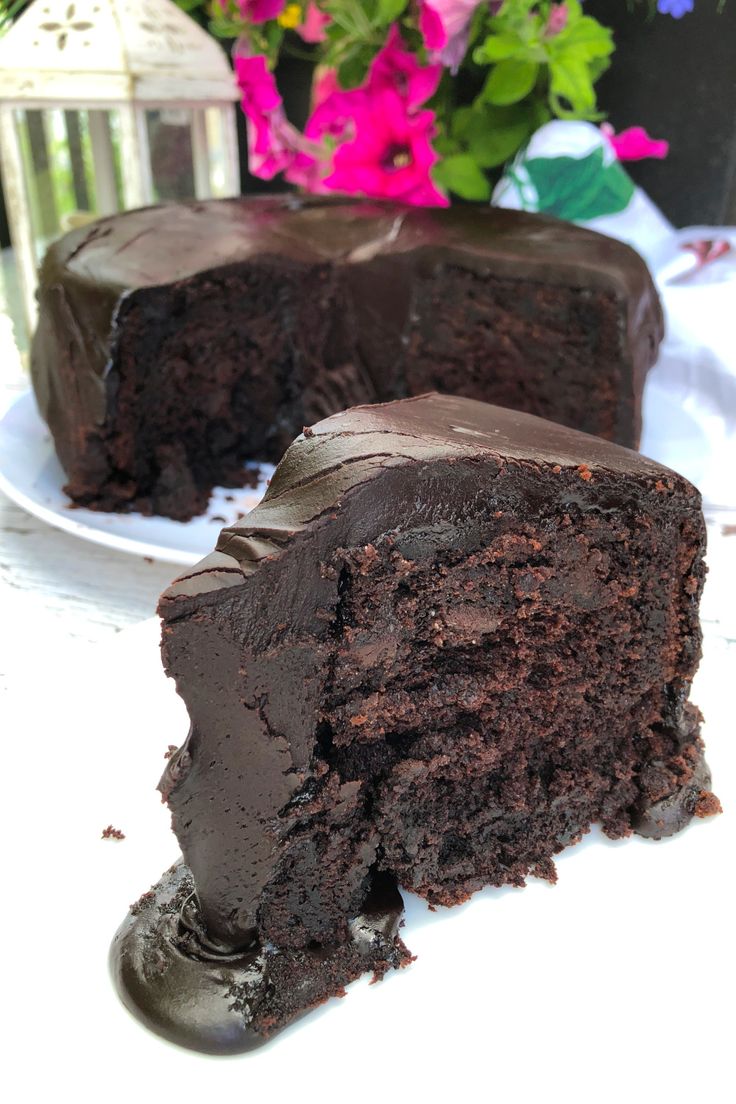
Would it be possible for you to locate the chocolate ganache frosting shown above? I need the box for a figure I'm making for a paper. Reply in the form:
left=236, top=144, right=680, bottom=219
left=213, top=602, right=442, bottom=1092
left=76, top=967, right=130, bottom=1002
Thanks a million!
left=111, top=395, right=719, bottom=1054
left=32, top=197, right=662, bottom=519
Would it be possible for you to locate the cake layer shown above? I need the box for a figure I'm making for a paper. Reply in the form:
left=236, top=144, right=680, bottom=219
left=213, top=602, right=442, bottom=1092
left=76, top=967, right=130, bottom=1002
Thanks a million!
left=113, top=394, right=717, bottom=1050
left=32, top=197, right=662, bottom=519
left=158, top=395, right=712, bottom=939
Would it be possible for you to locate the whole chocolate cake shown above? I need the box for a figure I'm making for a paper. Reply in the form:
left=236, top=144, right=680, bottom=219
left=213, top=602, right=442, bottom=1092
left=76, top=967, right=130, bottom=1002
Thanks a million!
left=111, top=394, right=719, bottom=1053
left=32, top=197, right=662, bottom=520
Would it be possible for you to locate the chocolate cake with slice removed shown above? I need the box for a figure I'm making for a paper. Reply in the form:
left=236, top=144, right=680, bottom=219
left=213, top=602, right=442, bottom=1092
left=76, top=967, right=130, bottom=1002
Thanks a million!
left=111, top=394, right=719, bottom=1054
left=32, top=196, right=662, bottom=520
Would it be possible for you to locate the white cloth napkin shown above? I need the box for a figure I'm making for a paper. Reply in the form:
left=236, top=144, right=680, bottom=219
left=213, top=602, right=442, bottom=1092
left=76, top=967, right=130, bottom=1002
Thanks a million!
left=494, top=121, right=736, bottom=514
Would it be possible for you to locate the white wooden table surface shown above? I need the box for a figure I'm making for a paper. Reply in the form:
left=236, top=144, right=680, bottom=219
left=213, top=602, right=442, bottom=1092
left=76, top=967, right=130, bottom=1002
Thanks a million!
left=0, top=302, right=178, bottom=691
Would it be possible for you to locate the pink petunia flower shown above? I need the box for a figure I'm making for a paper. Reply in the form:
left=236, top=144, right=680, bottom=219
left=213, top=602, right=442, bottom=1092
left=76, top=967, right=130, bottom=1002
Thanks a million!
left=312, top=67, right=340, bottom=109
left=285, top=76, right=361, bottom=191
left=419, top=0, right=483, bottom=71
left=305, top=87, right=365, bottom=143
left=323, top=88, right=448, bottom=206
left=297, top=2, right=330, bottom=43
left=601, top=123, right=669, bottom=161
left=291, top=28, right=443, bottom=201
left=233, top=0, right=285, bottom=22
left=368, top=24, right=442, bottom=110
left=544, top=3, right=568, bottom=37
left=235, top=54, right=310, bottom=178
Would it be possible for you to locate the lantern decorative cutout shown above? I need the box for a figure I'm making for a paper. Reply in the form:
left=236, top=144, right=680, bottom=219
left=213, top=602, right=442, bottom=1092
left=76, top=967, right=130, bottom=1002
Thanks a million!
left=0, top=0, right=241, bottom=334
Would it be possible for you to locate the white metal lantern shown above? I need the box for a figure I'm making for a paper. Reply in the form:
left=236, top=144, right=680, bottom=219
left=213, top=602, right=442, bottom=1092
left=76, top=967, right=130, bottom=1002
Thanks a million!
left=0, top=0, right=241, bottom=333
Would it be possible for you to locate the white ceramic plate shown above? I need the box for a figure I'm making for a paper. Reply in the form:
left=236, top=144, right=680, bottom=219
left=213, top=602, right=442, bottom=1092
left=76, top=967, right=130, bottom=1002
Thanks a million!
left=0, top=391, right=274, bottom=565
left=4, top=608, right=733, bottom=1104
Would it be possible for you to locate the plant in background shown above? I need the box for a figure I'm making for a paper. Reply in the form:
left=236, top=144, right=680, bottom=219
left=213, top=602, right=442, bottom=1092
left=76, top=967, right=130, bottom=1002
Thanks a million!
left=0, top=0, right=700, bottom=204
left=204, top=1, right=628, bottom=205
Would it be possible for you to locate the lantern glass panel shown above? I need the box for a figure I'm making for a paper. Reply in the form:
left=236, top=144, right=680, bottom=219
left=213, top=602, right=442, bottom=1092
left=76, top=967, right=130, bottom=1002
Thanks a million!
left=13, top=106, right=127, bottom=265
left=146, top=107, right=195, bottom=202
left=203, top=106, right=236, bottom=199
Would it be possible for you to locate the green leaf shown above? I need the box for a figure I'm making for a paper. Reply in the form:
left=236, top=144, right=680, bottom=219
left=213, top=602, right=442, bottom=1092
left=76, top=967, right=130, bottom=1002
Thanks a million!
left=208, top=17, right=244, bottom=38
left=265, top=20, right=284, bottom=55
left=524, top=147, right=634, bottom=221
left=376, top=0, right=408, bottom=23
left=473, top=32, right=522, bottom=64
left=483, top=60, right=539, bottom=106
left=451, top=107, right=475, bottom=142
left=460, top=104, right=533, bottom=169
left=564, top=0, right=584, bottom=20
left=549, top=57, right=595, bottom=113
left=433, top=154, right=491, bottom=202
left=337, top=49, right=372, bottom=89
left=529, top=98, right=552, bottom=132
left=559, top=17, right=613, bottom=60
left=433, top=133, right=460, bottom=157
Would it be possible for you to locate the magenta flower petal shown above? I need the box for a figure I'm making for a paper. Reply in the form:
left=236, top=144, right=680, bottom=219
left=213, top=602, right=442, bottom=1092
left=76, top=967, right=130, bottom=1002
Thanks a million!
left=235, top=53, right=314, bottom=180
left=544, top=3, right=568, bottom=37
left=297, top=2, right=330, bottom=43
left=234, top=55, right=282, bottom=112
left=312, top=68, right=339, bottom=109
left=304, top=87, right=367, bottom=142
left=602, top=123, right=669, bottom=162
left=419, top=3, right=447, bottom=51
left=235, top=0, right=286, bottom=23
left=419, top=0, right=482, bottom=70
left=323, top=89, right=447, bottom=207
left=368, top=24, right=442, bottom=110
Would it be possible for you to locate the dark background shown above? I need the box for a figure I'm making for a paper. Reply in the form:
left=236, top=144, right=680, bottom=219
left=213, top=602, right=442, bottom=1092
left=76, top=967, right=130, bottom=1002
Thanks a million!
left=1, top=2, right=735, bottom=246
left=587, top=0, right=736, bottom=226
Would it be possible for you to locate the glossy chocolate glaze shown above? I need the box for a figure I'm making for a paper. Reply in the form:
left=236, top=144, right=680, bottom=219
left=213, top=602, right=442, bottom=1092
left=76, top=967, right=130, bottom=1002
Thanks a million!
left=164, top=392, right=697, bottom=599
left=111, top=861, right=409, bottom=1054
left=155, top=395, right=709, bottom=946
left=114, top=395, right=718, bottom=1052
left=31, top=197, right=662, bottom=509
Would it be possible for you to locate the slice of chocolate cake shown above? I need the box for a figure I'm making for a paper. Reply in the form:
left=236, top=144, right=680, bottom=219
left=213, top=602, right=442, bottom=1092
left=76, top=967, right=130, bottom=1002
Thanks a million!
left=111, top=394, right=718, bottom=1054
left=32, top=196, right=662, bottom=520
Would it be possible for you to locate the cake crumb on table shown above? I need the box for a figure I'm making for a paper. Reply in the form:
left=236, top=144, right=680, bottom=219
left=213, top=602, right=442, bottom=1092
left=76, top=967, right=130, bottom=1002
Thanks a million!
left=101, top=825, right=125, bottom=840
left=695, top=791, right=723, bottom=818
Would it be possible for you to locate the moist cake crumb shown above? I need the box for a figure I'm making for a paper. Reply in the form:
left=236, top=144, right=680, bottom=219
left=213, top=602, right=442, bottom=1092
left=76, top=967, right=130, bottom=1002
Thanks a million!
left=112, top=394, right=717, bottom=1054
left=31, top=197, right=662, bottom=521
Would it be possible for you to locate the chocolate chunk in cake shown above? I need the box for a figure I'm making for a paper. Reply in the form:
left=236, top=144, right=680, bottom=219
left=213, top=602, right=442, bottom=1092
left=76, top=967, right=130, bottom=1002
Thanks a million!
left=32, top=197, right=662, bottom=520
left=111, top=394, right=717, bottom=1052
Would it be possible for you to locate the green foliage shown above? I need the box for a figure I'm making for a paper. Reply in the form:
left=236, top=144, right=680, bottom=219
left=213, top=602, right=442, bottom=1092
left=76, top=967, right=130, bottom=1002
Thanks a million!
left=0, top=0, right=661, bottom=204
left=423, top=0, right=616, bottom=197
left=473, top=0, right=613, bottom=120
left=453, top=102, right=540, bottom=169
left=0, top=0, right=28, bottom=35
left=376, top=0, right=408, bottom=23
left=315, top=0, right=616, bottom=200
left=483, top=60, right=540, bottom=106
left=433, top=154, right=491, bottom=201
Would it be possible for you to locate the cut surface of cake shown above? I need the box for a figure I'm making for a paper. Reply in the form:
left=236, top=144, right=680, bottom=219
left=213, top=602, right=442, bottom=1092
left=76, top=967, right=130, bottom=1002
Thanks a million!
left=33, top=197, right=662, bottom=519
left=111, top=394, right=719, bottom=1053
